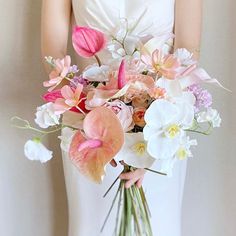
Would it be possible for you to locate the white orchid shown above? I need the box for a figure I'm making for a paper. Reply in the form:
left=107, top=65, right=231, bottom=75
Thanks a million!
left=143, top=99, right=195, bottom=160
left=175, top=136, right=197, bottom=160
left=197, top=108, right=222, bottom=127
left=34, top=102, right=60, bottom=129
left=83, top=65, right=110, bottom=82
left=24, top=139, right=53, bottom=163
left=115, top=132, right=155, bottom=168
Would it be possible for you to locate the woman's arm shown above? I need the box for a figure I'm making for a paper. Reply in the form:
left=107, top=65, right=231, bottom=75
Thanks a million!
left=41, top=0, right=72, bottom=71
left=174, top=0, right=202, bottom=59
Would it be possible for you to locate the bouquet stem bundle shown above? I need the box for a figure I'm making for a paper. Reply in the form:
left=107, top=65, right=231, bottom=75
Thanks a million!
left=101, top=166, right=153, bottom=236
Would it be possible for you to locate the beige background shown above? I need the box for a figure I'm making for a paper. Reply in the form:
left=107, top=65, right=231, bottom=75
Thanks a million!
left=0, top=0, right=235, bottom=236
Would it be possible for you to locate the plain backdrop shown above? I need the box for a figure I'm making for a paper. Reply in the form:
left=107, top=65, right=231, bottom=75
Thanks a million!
left=0, top=0, right=235, bottom=236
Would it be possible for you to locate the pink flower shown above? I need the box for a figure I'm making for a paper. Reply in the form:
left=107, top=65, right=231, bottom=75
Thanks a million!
left=72, top=26, right=106, bottom=58
left=133, top=107, right=147, bottom=127
left=69, top=107, right=124, bottom=183
left=54, top=85, right=83, bottom=115
left=42, top=89, right=63, bottom=102
left=148, top=87, right=166, bottom=99
left=142, top=49, right=180, bottom=79
left=43, top=56, right=71, bottom=91
left=105, top=100, right=134, bottom=132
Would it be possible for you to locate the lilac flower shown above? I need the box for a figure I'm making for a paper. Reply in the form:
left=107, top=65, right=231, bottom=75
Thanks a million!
left=70, top=75, right=88, bottom=89
left=69, top=65, right=79, bottom=74
left=188, top=84, right=212, bottom=112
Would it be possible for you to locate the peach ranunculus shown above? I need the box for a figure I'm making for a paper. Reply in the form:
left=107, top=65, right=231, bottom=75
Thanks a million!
left=148, top=87, right=166, bottom=99
left=43, top=56, right=71, bottom=91
left=141, top=49, right=180, bottom=79
left=105, top=100, right=134, bottom=132
left=54, top=84, right=83, bottom=115
left=133, top=107, right=147, bottom=127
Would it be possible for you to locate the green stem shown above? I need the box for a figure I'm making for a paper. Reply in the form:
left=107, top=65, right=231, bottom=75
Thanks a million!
left=129, top=187, right=142, bottom=235
left=103, top=171, right=123, bottom=198
left=115, top=181, right=123, bottom=235
left=144, top=168, right=167, bottom=176
left=100, top=183, right=121, bottom=233
left=94, top=54, right=102, bottom=66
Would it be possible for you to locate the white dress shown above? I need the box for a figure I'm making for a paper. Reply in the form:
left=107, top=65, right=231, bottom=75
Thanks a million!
left=62, top=1, right=187, bottom=236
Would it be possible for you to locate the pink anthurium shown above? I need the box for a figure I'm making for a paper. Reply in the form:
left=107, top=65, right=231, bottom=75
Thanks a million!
left=118, top=59, right=126, bottom=89
left=72, top=26, right=106, bottom=58
left=69, top=107, right=124, bottom=183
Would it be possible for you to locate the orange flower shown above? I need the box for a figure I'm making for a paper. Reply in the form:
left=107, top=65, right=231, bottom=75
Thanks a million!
left=133, top=107, right=147, bottom=127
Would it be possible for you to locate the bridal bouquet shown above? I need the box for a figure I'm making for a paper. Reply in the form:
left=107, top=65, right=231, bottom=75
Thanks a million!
left=12, top=20, right=224, bottom=235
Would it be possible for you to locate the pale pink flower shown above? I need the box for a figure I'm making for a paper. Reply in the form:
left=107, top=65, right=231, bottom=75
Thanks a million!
left=105, top=100, right=134, bottom=132
left=148, top=87, right=166, bottom=99
left=142, top=49, right=180, bottom=79
left=54, top=85, right=83, bottom=115
left=43, top=56, right=71, bottom=91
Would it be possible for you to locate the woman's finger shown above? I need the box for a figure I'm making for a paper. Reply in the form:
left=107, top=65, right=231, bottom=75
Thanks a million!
left=120, top=169, right=145, bottom=180
left=120, top=170, right=138, bottom=180
left=136, top=176, right=144, bottom=188
left=125, top=177, right=139, bottom=189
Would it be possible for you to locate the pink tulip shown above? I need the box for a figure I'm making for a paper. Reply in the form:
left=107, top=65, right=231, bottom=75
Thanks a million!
left=69, top=107, right=124, bottom=183
left=43, top=56, right=71, bottom=91
left=54, top=85, right=83, bottom=115
left=72, top=26, right=106, bottom=58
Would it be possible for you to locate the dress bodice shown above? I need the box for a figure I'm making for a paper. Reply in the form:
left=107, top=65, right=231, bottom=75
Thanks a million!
left=72, top=0, right=175, bottom=36
left=71, top=0, right=176, bottom=70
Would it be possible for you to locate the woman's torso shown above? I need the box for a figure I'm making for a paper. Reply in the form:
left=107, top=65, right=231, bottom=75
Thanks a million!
left=72, top=0, right=176, bottom=69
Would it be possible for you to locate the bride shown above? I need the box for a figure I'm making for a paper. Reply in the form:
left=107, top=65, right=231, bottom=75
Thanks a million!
left=41, top=0, right=202, bottom=235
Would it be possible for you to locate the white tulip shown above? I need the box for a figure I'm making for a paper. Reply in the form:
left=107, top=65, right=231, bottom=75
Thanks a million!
left=24, top=139, right=53, bottom=163
left=35, top=102, right=60, bottom=129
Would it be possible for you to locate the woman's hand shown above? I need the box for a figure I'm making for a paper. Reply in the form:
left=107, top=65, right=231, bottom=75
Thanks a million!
left=119, top=168, right=146, bottom=189
left=110, top=159, right=146, bottom=188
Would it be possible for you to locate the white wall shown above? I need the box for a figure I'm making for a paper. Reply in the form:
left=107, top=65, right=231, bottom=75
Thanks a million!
left=182, top=1, right=236, bottom=236
left=0, top=1, right=235, bottom=236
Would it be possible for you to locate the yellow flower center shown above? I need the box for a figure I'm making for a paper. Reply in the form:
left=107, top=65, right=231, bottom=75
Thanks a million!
left=154, top=63, right=162, bottom=72
left=132, top=142, right=146, bottom=156
left=176, top=147, right=187, bottom=160
left=165, top=124, right=181, bottom=138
